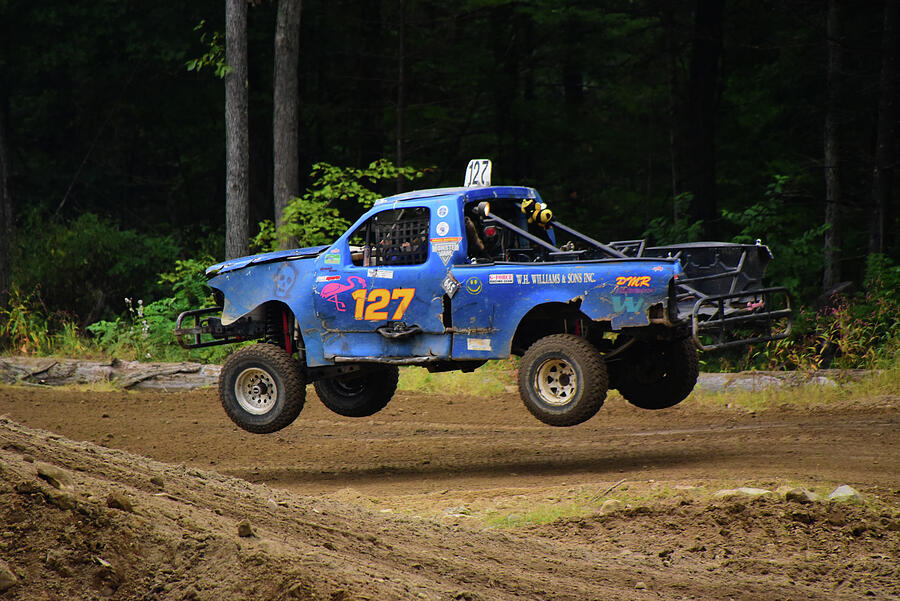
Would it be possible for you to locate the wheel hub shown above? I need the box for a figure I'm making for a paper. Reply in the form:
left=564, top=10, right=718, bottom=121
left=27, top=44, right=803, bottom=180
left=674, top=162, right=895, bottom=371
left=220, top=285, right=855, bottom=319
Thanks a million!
left=534, top=358, right=578, bottom=406
left=235, top=368, right=278, bottom=415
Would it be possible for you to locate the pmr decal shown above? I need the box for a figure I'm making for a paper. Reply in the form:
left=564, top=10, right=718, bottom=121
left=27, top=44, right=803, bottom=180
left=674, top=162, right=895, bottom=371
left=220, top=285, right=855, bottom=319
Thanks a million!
left=465, top=277, right=483, bottom=295
left=320, top=276, right=366, bottom=311
left=351, top=288, right=415, bottom=320
left=615, top=276, right=651, bottom=287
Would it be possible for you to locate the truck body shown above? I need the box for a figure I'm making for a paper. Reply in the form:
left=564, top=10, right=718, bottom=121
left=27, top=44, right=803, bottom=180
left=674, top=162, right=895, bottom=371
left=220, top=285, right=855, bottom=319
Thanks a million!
left=176, top=164, right=791, bottom=430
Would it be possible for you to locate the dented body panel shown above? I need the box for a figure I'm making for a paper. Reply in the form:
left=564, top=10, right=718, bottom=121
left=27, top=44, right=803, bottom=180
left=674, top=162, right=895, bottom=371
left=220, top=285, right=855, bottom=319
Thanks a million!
left=448, top=259, right=680, bottom=359
left=199, top=185, right=683, bottom=367
left=179, top=180, right=788, bottom=366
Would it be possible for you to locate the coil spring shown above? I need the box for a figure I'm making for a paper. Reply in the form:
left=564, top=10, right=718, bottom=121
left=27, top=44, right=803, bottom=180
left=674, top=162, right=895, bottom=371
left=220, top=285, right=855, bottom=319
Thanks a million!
left=264, top=305, right=283, bottom=347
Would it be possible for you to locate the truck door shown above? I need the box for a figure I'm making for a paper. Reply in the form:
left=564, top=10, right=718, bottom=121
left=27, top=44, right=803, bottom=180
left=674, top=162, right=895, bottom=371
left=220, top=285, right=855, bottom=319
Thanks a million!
left=313, top=205, right=453, bottom=361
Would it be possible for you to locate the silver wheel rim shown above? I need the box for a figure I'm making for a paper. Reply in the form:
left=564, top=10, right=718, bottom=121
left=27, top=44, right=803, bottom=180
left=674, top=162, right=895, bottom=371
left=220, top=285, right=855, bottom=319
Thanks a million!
left=234, top=368, right=278, bottom=415
left=533, top=358, right=578, bottom=406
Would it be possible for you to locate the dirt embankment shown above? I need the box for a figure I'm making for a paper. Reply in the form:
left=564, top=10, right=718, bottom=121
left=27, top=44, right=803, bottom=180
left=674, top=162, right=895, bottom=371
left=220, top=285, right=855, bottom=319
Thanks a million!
left=0, top=385, right=898, bottom=600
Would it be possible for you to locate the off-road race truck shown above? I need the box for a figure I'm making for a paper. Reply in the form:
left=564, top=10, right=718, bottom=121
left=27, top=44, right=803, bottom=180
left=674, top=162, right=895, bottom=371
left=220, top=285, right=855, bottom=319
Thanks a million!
left=176, top=160, right=791, bottom=431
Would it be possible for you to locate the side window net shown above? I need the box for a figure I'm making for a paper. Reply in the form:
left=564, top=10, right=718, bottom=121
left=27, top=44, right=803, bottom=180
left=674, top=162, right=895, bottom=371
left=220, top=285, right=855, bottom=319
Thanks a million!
left=349, top=207, right=430, bottom=267
left=373, top=207, right=429, bottom=266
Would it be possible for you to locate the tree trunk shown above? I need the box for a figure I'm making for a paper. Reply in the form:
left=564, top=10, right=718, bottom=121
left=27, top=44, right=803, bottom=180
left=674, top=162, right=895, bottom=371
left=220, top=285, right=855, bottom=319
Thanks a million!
left=273, top=0, right=302, bottom=250
left=395, top=0, right=406, bottom=193
left=225, top=0, right=250, bottom=260
left=662, top=0, right=681, bottom=216
left=0, top=94, right=11, bottom=314
left=357, top=0, right=383, bottom=166
left=823, top=0, right=843, bottom=290
left=684, top=0, right=723, bottom=238
left=870, top=0, right=898, bottom=256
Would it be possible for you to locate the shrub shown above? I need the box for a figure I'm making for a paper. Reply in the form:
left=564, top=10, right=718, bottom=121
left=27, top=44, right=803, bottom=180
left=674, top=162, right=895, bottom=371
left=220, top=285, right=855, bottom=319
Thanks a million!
left=752, top=254, right=900, bottom=371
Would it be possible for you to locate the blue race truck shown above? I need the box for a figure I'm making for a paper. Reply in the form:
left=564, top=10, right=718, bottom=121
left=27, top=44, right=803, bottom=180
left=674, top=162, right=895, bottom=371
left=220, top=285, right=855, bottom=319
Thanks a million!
left=176, top=161, right=791, bottom=430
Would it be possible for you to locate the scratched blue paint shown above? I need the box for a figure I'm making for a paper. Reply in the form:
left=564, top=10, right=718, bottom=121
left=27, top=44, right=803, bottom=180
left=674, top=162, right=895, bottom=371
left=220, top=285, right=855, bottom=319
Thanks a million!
left=205, top=186, right=683, bottom=367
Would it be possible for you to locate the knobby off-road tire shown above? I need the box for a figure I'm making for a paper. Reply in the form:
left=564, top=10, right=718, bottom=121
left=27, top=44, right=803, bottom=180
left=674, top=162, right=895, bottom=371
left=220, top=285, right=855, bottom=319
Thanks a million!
left=518, top=334, right=608, bottom=427
left=614, top=337, right=699, bottom=410
left=314, top=365, right=399, bottom=417
left=219, top=343, right=305, bottom=433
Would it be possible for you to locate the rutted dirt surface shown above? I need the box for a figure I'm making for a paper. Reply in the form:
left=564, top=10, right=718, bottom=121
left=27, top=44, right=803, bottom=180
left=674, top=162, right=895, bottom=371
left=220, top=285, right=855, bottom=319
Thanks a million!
left=0, top=384, right=898, bottom=600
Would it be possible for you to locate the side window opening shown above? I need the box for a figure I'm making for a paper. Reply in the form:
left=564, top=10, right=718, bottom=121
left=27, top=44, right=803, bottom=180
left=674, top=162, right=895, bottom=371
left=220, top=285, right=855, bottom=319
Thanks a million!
left=349, top=207, right=430, bottom=267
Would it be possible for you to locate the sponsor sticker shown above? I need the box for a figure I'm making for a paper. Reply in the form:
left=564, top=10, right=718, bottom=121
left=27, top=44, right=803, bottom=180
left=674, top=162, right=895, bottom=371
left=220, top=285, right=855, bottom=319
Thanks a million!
left=616, top=275, right=651, bottom=287
left=437, top=205, right=449, bottom=218
left=367, top=268, right=394, bottom=279
left=612, top=296, right=645, bottom=313
left=613, top=275, right=653, bottom=294
left=466, top=338, right=492, bottom=352
left=436, top=221, right=450, bottom=236
left=489, top=273, right=514, bottom=284
left=430, top=237, right=462, bottom=265
left=316, top=275, right=341, bottom=283
left=513, top=272, right=597, bottom=285
left=442, top=273, right=460, bottom=298
left=465, top=276, right=483, bottom=295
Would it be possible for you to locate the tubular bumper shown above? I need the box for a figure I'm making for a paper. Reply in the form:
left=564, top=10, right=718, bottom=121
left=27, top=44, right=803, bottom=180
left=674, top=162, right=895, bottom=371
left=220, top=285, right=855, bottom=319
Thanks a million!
left=688, top=287, right=792, bottom=351
left=174, top=307, right=243, bottom=349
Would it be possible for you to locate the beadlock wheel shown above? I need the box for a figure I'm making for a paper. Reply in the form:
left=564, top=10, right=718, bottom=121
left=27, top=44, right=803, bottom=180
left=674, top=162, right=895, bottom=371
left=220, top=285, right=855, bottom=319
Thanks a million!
left=518, top=334, right=608, bottom=427
left=219, top=343, right=306, bottom=433
left=533, top=358, right=578, bottom=406
left=234, top=367, right=278, bottom=415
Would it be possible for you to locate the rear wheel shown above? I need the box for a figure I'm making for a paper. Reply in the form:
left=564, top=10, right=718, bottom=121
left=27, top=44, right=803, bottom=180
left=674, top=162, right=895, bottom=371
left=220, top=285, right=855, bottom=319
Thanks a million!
left=314, top=365, right=399, bottom=417
left=613, top=337, right=699, bottom=410
left=518, top=334, right=608, bottom=427
left=219, top=343, right=305, bottom=433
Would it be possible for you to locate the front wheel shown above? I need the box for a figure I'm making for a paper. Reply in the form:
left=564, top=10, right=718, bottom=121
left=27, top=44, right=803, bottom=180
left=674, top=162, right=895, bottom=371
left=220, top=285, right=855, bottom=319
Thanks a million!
left=613, top=337, right=699, bottom=410
left=518, top=334, right=608, bottom=427
left=314, top=365, right=399, bottom=417
left=219, top=343, right=306, bottom=433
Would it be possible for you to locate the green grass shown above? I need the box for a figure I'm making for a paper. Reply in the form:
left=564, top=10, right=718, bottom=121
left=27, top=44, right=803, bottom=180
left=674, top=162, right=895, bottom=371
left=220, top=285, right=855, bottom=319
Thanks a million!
left=690, top=359, right=900, bottom=411
left=398, top=359, right=518, bottom=395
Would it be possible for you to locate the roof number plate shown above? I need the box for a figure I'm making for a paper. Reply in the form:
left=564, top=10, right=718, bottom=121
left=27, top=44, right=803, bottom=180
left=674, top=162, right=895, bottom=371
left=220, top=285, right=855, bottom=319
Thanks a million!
left=464, top=159, right=491, bottom=187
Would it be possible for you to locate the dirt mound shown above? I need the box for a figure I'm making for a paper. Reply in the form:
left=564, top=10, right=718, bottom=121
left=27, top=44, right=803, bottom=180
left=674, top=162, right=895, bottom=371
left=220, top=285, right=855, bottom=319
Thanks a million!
left=1, top=384, right=898, bottom=600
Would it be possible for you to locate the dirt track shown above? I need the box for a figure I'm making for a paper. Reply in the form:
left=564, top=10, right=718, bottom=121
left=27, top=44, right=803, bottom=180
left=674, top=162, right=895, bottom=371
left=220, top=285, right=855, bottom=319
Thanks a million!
left=1, top=383, right=898, bottom=600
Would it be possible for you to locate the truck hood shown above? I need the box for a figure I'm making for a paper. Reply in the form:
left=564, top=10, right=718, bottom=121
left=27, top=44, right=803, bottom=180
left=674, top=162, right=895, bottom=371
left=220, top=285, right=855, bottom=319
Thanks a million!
left=205, top=245, right=329, bottom=276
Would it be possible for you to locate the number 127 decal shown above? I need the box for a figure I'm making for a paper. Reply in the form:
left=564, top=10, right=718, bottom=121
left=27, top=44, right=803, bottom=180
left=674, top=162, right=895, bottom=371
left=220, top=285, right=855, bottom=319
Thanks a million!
left=351, top=288, right=415, bottom=320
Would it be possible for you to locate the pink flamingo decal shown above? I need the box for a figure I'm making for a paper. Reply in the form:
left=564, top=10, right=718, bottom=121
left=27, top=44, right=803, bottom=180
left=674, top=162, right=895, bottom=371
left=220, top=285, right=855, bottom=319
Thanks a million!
left=320, top=276, right=366, bottom=312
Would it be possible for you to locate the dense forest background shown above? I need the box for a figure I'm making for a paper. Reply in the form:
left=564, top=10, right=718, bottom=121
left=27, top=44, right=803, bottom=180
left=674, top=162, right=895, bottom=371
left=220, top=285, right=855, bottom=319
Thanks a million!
left=0, top=0, right=898, bottom=365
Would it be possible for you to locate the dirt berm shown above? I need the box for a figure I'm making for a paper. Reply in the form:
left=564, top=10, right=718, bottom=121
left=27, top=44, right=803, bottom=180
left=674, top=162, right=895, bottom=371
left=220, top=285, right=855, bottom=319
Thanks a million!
left=0, top=384, right=898, bottom=600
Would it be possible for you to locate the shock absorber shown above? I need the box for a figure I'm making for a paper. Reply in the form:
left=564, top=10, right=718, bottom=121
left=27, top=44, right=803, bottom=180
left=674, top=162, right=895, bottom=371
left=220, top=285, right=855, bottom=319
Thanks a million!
left=264, top=304, right=295, bottom=356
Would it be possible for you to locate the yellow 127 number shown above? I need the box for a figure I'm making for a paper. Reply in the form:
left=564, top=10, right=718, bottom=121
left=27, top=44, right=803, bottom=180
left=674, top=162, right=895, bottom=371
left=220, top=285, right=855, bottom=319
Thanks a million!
left=351, top=288, right=415, bottom=320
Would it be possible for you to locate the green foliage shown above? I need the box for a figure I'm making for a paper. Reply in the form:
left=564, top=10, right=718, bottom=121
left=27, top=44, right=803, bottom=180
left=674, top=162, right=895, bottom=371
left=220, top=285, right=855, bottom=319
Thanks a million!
left=643, top=193, right=704, bottom=244
left=254, top=160, right=428, bottom=252
left=749, top=254, right=900, bottom=371
left=13, top=211, right=179, bottom=324
left=0, top=285, right=88, bottom=357
left=185, top=20, right=231, bottom=79
left=86, top=256, right=231, bottom=363
left=721, top=175, right=828, bottom=299
left=0, top=286, right=53, bottom=355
